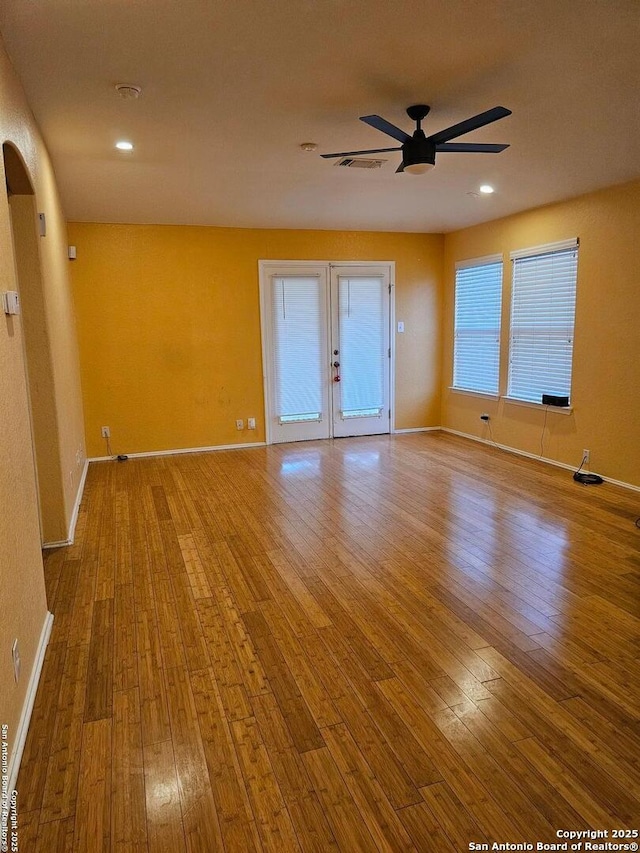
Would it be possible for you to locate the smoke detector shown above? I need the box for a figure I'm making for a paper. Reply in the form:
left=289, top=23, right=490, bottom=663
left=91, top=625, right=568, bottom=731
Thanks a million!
left=115, top=84, right=142, bottom=100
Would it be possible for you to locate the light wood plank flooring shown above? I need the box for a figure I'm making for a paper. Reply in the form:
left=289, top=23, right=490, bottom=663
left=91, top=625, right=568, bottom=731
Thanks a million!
left=17, top=433, right=640, bottom=851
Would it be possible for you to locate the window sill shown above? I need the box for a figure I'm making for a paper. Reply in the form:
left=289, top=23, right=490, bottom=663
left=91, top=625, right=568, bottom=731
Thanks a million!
left=502, top=396, right=573, bottom=414
left=449, top=387, right=499, bottom=400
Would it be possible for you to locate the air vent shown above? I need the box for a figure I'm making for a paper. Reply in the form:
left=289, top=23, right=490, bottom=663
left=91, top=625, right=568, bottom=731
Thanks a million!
left=335, top=158, right=386, bottom=169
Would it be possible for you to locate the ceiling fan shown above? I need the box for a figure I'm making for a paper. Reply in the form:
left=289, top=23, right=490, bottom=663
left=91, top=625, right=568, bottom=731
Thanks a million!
left=321, top=104, right=511, bottom=174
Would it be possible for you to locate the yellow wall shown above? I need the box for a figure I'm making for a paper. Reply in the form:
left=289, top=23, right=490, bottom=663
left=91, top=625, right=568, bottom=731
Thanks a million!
left=0, top=37, right=85, bottom=756
left=68, top=223, right=443, bottom=457
left=10, top=195, right=67, bottom=541
left=442, top=179, right=640, bottom=487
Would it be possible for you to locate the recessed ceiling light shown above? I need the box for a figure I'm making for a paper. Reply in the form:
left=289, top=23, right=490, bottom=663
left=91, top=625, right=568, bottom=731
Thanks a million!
left=479, top=184, right=495, bottom=194
left=115, top=141, right=134, bottom=151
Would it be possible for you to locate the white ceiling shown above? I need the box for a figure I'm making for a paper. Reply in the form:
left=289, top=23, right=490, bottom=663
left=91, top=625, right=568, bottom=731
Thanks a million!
left=1, top=0, right=639, bottom=233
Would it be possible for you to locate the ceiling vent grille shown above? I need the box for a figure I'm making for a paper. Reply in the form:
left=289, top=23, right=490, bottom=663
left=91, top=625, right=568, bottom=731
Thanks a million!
left=335, top=158, right=386, bottom=169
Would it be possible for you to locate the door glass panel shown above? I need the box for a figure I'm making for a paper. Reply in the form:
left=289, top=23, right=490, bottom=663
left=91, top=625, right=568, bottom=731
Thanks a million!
left=272, top=276, right=324, bottom=422
left=341, top=407, right=382, bottom=419
left=278, top=413, right=321, bottom=424
left=338, top=276, right=385, bottom=418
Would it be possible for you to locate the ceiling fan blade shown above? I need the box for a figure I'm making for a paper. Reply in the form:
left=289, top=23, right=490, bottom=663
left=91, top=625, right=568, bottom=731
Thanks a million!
left=360, top=115, right=411, bottom=143
left=435, top=143, right=510, bottom=153
left=427, top=106, right=512, bottom=145
left=320, top=146, right=401, bottom=159
left=396, top=162, right=405, bottom=173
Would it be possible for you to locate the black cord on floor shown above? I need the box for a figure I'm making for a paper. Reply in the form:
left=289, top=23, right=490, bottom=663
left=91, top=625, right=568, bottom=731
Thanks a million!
left=573, top=454, right=603, bottom=485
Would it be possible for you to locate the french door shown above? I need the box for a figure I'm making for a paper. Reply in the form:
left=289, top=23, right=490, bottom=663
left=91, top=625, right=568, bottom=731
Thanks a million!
left=260, top=262, right=392, bottom=444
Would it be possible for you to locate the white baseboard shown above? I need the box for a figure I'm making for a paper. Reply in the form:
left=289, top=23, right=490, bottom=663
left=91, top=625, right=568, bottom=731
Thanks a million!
left=41, top=538, right=71, bottom=549
left=2, top=610, right=53, bottom=829
left=441, top=427, right=640, bottom=494
left=87, top=439, right=266, bottom=463
left=42, top=458, right=89, bottom=549
left=594, top=472, right=640, bottom=494
left=68, top=458, right=89, bottom=542
left=393, top=426, right=441, bottom=434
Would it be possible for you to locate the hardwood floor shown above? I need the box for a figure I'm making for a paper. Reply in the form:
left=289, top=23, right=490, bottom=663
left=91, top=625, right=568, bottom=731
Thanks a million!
left=17, top=432, right=640, bottom=851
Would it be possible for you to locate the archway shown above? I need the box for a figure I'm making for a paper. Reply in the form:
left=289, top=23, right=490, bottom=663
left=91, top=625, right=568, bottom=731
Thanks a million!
left=3, top=142, right=67, bottom=543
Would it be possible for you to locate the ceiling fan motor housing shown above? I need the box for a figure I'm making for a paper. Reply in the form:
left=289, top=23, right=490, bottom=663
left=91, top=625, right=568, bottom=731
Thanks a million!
left=403, top=131, right=436, bottom=169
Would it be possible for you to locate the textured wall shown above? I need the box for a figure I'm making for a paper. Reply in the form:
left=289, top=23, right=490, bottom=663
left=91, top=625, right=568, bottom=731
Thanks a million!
left=68, top=223, right=444, bottom=456
left=442, top=179, right=640, bottom=488
left=9, top=195, right=66, bottom=541
left=0, top=37, right=85, bottom=752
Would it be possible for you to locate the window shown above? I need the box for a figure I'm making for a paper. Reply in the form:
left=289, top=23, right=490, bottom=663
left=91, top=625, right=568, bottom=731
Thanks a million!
left=507, top=239, right=578, bottom=404
left=453, top=255, right=503, bottom=395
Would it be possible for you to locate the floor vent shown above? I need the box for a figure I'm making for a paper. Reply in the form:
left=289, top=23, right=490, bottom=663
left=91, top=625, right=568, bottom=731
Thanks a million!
left=335, top=158, right=386, bottom=169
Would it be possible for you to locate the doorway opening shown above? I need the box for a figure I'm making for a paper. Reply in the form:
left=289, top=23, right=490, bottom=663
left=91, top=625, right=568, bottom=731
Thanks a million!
left=3, top=142, right=67, bottom=543
left=260, top=261, right=394, bottom=444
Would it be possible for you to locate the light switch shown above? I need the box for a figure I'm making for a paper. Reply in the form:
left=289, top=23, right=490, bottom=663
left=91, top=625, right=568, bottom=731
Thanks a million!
left=397, top=321, right=405, bottom=333
left=2, top=291, right=20, bottom=315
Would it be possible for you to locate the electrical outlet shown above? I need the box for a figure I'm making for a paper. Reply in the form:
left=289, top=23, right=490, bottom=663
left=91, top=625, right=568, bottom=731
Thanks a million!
left=248, top=417, right=256, bottom=430
left=12, top=639, right=20, bottom=683
left=101, top=426, right=110, bottom=438
left=583, top=449, right=590, bottom=464
left=236, top=419, right=244, bottom=430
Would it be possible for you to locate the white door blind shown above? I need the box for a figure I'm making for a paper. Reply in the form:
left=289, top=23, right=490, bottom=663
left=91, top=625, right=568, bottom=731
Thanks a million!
left=338, top=277, right=385, bottom=416
left=453, top=260, right=502, bottom=394
left=272, top=276, right=323, bottom=421
left=507, top=246, right=578, bottom=403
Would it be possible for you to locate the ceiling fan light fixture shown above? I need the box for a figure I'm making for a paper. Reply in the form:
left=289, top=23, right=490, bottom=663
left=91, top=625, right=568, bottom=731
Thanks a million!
left=401, top=131, right=436, bottom=175
left=404, top=162, right=435, bottom=175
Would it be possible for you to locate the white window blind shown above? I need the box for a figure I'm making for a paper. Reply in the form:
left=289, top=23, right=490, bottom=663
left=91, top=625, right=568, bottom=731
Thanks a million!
left=338, top=276, right=385, bottom=417
left=272, top=276, right=323, bottom=421
left=507, top=242, right=578, bottom=403
left=453, top=257, right=503, bottom=394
